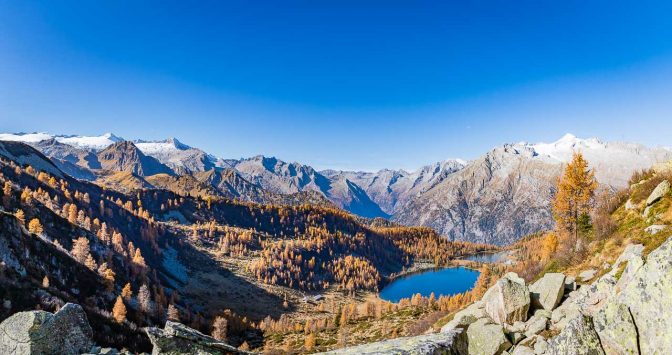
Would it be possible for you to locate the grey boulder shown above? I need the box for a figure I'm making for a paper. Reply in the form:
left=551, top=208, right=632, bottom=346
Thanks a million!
left=0, top=303, right=94, bottom=355
left=145, top=320, right=250, bottom=355
left=529, top=273, right=565, bottom=311
left=483, top=273, right=531, bottom=325
left=546, top=314, right=605, bottom=355
left=467, top=318, right=512, bottom=355
left=645, top=180, right=670, bottom=206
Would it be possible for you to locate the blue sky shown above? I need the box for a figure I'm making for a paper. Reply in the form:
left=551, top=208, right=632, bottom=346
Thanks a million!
left=1, top=1, right=672, bottom=171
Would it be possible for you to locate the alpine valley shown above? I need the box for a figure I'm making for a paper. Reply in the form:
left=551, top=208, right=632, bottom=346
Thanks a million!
left=2, top=132, right=670, bottom=245
left=2, top=131, right=672, bottom=354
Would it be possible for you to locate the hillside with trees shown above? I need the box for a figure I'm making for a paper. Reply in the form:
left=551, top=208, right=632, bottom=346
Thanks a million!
left=0, top=140, right=493, bottom=352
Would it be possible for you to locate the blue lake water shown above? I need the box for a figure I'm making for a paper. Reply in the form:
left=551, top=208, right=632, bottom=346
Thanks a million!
left=463, top=251, right=510, bottom=263
left=379, top=267, right=480, bottom=303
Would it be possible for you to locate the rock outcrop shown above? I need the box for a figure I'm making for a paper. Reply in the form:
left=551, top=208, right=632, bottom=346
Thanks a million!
left=610, top=236, right=672, bottom=354
left=645, top=180, right=670, bottom=206
left=319, top=330, right=463, bottom=355
left=0, top=303, right=93, bottom=355
left=145, top=320, right=250, bottom=355
left=466, top=318, right=511, bottom=355
left=546, top=315, right=605, bottom=355
left=483, top=273, right=530, bottom=325
left=529, top=273, right=565, bottom=311
left=0, top=305, right=250, bottom=355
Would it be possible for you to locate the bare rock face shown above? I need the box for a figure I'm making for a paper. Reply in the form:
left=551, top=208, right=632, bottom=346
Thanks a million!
left=483, top=273, right=531, bottom=325
left=0, top=303, right=94, bottom=355
left=611, top=236, right=672, bottom=354
left=529, top=273, right=565, bottom=311
left=645, top=180, right=670, bottom=206
left=593, top=302, right=639, bottom=355
left=145, top=320, right=249, bottom=355
left=546, top=314, right=605, bottom=355
left=318, top=331, right=463, bottom=354
left=466, top=318, right=512, bottom=355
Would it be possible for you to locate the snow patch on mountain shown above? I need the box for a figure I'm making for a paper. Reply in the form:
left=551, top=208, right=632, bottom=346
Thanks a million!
left=0, top=132, right=123, bottom=150
left=57, top=133, right=123, bottom=150
left=134, top=138, right=191, bottom=153
left=0, top=132, right=55, bottom=143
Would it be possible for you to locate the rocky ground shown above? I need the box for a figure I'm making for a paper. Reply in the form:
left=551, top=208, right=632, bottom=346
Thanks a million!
left=325, top=232, right=672, bottom=355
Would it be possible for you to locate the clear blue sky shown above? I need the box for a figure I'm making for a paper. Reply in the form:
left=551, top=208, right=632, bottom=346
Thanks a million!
left=1, top=1, right=672, bottom=171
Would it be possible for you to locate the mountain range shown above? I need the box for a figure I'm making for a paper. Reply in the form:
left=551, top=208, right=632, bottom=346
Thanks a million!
left=1, top=131, right=670, bottom=245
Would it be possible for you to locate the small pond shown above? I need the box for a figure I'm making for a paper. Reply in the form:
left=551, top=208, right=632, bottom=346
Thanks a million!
left=379, top=267, right=480, bottom=303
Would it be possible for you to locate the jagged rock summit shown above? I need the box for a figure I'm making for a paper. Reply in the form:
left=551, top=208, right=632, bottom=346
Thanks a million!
left=4, top=132, right=672, bottom=245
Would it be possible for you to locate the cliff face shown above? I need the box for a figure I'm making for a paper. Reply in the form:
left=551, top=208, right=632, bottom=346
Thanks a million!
left=393, top=145, right=560, bottom=245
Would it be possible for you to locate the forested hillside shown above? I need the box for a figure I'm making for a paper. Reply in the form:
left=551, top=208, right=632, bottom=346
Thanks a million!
left=0, top=140, right=491, bottom=352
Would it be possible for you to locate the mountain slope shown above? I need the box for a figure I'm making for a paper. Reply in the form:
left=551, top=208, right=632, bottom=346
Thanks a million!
left=393, top=136, right=672, bottom=245
left=97, top=141, right=174, bottom=176
left=5, top=131, right=672, bottom=246
left=134, top=138, right=228, bottom=174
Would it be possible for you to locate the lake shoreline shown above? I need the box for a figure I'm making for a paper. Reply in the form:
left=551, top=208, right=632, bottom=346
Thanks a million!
left=379, top=265, right=481, bottom=303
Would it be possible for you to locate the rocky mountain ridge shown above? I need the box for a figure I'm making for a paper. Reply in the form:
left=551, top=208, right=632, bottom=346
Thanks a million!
left=3, top=132, right=671, bottom=245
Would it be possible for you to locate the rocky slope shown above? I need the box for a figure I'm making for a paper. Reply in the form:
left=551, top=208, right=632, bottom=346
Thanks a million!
left=134, top=138, right=229, bottom=174
left=393, top=144, right=560, bottom=245
left=96, top=141, right=174, bottom=176
left=329, top=233, right=672, bottom=354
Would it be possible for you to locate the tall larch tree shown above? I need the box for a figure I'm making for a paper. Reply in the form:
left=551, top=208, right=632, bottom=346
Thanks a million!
left=552, top=151, right=598, bottom=252
left=112, top=296, right=127, bottom=323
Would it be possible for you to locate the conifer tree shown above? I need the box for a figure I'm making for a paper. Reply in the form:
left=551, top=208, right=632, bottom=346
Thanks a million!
left=71, top=237, right=92, bottom=264
left=14, top=209, right=25, bottom=225
left=121, top=283, right=133, bottom=300
left=28, top=218, right=44, bottom=234
left=138, top=284, right=153, bottom=315
left=305, top=332, right=316, bottom=351
left=2, top=181, right=12, bottom=207
left=211, top=316, right=228, bottom=341
left=552, top=152, right=598, bottom=251
left=112, top=296, right=127, bottom=323
left=167, top=304, right=180, bottom=322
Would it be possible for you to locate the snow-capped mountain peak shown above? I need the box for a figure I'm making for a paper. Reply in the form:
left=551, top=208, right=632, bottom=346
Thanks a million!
left=56, top=133, right=123, bottom=150
left=0, top=132, right=123, bottom=150
left=134, top=138, right=192, bottom=154
left=529, top=133, right=605, bottom=161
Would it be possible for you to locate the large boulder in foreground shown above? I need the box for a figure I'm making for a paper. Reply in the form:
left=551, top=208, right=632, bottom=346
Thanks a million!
left=145, top=320, right=250, bottom=355
left=529, top=272, right=565, bottom=311
left=466, top=318, right=511, bottom=355
left=0, top=303, right=94, bottom=355
left=593, top=301, right=639, bottom=355
left=613, top=236, right=672, bottom=354
left=546, top=314, right=605, bottom=355
left=483, top=272, right=530, bottom=325
left=319, top=330, right=462, bottom=354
